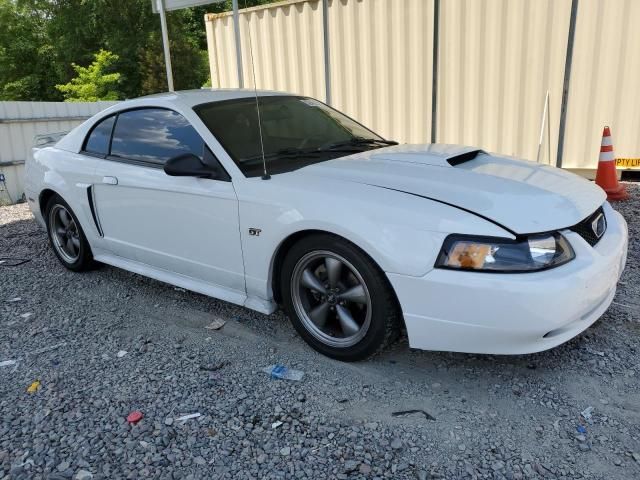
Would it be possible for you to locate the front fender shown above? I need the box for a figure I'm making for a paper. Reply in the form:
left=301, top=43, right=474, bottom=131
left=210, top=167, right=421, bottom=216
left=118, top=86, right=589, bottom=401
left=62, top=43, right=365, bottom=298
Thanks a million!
left=235, top=176, right=510, bottom=301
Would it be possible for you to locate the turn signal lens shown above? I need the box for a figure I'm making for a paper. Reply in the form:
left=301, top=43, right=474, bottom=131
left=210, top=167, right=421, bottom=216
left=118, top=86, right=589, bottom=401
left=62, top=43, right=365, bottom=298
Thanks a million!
left=435, top=233, right=575, bottom=272
left=446, top=242, right=492, bottom=269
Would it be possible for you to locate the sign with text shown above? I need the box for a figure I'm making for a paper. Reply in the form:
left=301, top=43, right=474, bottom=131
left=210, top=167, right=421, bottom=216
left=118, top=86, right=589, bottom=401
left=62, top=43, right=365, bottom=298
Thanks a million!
left=615, top=158, right=640, bottom=169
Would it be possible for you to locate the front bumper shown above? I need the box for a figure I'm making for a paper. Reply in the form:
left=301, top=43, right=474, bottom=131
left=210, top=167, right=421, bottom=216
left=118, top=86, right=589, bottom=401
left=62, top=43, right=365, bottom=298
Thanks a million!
left=388, top=203, right=628, bottom=354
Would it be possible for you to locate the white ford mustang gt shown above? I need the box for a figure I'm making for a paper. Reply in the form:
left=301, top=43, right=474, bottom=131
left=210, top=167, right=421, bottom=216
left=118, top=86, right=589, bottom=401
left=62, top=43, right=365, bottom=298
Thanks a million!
left=25, top=89, right=628, bottom=361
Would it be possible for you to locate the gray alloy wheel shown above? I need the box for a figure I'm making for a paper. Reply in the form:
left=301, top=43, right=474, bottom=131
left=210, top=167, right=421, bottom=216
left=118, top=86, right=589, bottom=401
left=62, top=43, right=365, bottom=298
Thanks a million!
left=48, top=204, right=82, bottom=263
left=291, top=250, right=372, bottom=348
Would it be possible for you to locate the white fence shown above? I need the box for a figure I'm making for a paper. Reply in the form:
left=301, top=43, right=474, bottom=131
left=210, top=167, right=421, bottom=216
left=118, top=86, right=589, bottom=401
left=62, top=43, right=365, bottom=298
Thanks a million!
left=0, top=101, right=118, bottom=205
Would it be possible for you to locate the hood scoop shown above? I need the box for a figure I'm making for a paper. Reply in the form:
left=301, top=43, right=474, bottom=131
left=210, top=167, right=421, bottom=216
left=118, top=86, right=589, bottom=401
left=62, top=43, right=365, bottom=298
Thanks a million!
left=446, top=149, right=484, bottom=166
left=367, top=144, right=486, bottom=168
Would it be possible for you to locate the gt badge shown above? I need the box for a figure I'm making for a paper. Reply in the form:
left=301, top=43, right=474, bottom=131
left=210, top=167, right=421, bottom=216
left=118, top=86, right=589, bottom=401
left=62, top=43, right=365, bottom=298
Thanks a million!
left=249, top=228, right=262, bottom=237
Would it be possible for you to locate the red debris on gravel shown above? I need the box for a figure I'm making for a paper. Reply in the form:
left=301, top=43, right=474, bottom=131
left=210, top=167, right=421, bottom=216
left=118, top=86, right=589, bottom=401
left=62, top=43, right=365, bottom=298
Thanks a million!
left=126, top=411, right=143, bottom=424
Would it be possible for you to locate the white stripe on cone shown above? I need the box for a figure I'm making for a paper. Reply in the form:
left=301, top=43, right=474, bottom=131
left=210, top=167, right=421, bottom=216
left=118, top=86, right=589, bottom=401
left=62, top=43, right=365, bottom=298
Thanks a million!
left=599, top=151, right=615, bottom=161
left=601, top=136, right=612, bottom=147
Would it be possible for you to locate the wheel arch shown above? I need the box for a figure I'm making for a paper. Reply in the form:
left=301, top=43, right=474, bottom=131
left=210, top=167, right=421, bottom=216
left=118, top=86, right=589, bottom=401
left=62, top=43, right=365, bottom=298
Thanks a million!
left=38, top=188, right=95, bottom=240
left=269, top=229, right=404, bottom=323
left=39, top=188, right=59, bottom=217
left=270, top=229, right=324, bottom=304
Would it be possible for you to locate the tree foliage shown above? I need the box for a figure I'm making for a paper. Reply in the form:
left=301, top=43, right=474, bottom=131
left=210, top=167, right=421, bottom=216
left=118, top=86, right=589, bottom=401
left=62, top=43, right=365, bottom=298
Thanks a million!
left=56, top=50, right=122, bottom=101
left=0, top=0, right=59, bottom=100
left=0, top=0, right=277, bottom=101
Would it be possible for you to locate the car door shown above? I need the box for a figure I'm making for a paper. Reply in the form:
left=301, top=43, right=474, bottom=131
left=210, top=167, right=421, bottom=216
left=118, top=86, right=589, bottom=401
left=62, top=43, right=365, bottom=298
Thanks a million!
left=91, top=108, right=245, bottom=294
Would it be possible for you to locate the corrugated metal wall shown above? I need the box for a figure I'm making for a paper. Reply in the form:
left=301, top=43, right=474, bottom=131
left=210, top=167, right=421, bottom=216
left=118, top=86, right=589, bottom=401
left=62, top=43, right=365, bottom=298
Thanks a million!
left=205, top=0, right=640, bottom=170
left=0, top=101, right=117, bottom=204
left=437, top=0, right=571, bottom=165
left=562, top=0, right=640, bottom=167
left=207, top=0, right=326, bottom=99
left=328, top=0, right=434, bottom=143
left=206, top=0, right=433, bottom=144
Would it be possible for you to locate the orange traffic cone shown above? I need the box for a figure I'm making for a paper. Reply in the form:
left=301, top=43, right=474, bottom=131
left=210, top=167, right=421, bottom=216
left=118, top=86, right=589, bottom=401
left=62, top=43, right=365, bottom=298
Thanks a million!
left=595, top=126, right=628, bottom=201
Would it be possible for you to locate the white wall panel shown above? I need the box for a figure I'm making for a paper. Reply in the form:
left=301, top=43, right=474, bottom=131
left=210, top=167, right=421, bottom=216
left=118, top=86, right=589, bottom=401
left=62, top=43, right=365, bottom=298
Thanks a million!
left=206, top=0, right=325, bottom=99
left=328, top=0, right=434, bottom=143
left=562, top=0, right=640, bottom=169
left=437, top=0, right=571, bottom=165
left=206, top=0, right=433, bottom=143
left=0, top=101, right=118, bottom=203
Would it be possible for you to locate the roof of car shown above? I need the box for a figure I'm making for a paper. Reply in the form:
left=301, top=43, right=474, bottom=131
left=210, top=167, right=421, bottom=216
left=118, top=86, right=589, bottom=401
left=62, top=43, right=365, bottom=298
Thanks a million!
left=138, top=88, right=294, bottom=107
left=55, top=89, right=297, bottom=153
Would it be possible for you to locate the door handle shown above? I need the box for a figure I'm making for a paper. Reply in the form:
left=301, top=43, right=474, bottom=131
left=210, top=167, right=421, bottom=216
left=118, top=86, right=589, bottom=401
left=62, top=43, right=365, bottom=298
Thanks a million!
left=102, top=176, right=118, bottom=185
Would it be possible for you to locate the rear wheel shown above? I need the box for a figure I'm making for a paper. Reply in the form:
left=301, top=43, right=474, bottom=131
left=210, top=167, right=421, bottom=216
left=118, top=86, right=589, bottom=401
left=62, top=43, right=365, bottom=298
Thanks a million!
left=45, top=194, right=95, bottom=271
left=281, top=234, right=401, bottom=361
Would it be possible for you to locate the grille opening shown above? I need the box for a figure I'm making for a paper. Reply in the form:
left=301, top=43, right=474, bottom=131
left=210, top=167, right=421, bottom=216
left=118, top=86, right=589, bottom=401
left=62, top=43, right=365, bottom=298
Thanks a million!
left=569, top=206, right=606, bottom=247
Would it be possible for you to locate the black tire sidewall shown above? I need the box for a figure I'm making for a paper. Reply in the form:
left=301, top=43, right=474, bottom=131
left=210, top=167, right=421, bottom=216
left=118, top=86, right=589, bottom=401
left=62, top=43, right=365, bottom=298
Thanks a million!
left=281, top=234, right=396, bottom=361
left=45, top=194, right=93, bottom=271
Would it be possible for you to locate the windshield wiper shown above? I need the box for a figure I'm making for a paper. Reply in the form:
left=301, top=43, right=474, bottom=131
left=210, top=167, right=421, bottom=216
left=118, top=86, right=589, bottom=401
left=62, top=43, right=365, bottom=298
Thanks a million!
left=318, top=138, right=399, bottom=152
left=241, top=147, right=324, bottom=165
left=240, top=139, right=398, bottom=164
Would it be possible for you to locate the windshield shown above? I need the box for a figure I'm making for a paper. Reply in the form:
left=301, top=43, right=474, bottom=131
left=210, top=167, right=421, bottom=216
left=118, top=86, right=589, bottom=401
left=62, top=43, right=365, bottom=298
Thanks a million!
left=194, top=95, right=395, bottom=177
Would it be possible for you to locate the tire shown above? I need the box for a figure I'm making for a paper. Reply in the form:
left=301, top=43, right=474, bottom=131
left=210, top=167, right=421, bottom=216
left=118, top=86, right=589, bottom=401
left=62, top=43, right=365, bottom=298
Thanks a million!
left=45, top=194, right=95, bottom=271
left=280, top=233, right=401, bottom=361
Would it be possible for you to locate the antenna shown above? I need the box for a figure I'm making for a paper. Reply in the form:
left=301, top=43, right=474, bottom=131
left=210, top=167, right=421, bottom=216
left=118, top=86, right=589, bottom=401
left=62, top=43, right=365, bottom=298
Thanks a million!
left=244, top=1, right=270, bottom=180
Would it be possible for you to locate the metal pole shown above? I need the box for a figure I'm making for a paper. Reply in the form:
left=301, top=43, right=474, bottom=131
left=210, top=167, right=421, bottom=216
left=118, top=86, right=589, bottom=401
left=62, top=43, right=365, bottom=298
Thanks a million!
left=546, top=91, right=551, bottom=165
left=430, top=0, right=440, bottom=143
left=157, top=0, right=175, bottom=92
left=536, top=90, right=549, bottom=163
left=322, top=0, right=331, bottom=104
left=556, top=0, right=579, bottom=168
left=232, top=0, right=244, bottom=88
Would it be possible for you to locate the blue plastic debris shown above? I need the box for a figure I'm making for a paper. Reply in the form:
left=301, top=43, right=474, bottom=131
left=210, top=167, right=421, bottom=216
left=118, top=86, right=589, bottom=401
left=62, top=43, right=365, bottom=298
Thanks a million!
left=262, top=364, right=304, bottom=381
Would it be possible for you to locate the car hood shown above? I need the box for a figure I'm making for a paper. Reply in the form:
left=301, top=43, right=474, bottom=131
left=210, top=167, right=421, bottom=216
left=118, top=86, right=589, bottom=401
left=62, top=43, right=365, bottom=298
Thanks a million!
left=299, top=144, right=605, bottom=234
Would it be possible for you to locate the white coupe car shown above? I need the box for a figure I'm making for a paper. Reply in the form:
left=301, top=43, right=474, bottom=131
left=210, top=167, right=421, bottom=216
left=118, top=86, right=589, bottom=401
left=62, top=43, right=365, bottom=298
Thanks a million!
left=25, top=89, right=628, bottom=361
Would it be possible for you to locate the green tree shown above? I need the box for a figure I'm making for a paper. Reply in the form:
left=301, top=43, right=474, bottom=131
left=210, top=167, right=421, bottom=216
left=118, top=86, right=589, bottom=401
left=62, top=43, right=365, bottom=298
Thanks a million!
left=56, top=50, right=122, bottom=101
left=0, top=0, right=60, bottom=100
left=138, top=31, right=210, bottom=94
left=43, top=0, right=212, bottom=98
left=0, top=0, right=280, bottom=101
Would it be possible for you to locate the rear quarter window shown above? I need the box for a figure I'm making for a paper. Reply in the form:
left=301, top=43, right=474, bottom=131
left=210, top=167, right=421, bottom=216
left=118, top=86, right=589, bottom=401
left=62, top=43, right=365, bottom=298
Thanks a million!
left=83, top=115, right=116, bottom=156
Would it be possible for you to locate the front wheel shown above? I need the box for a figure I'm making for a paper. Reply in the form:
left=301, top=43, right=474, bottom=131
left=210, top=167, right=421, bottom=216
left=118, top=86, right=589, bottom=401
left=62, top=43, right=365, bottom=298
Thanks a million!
left=280, top=234, right=401, bottom=361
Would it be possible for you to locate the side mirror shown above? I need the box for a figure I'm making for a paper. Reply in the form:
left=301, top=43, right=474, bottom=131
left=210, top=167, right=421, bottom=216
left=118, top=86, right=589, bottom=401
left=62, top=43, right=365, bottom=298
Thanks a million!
left=164, top=153, right=218, bottom=179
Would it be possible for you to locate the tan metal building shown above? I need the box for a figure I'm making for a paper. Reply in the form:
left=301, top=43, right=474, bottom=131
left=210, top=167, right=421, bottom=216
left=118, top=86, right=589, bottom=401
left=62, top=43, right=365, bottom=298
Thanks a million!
left=205, top=0, right=640, bottom=173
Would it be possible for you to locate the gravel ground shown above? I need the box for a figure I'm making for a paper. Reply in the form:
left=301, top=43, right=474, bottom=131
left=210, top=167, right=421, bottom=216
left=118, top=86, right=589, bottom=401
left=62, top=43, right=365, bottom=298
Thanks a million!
left=1, top=184, right=639, bottom=480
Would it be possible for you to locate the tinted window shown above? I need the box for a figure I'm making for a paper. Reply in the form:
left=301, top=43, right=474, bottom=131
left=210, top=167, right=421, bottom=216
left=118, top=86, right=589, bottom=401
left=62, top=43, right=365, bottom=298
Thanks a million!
left=195, top=96, right=385, bottom=177
left=84, top=115, right=115, bottom=156
left=110, top=109, right=205, bottom=165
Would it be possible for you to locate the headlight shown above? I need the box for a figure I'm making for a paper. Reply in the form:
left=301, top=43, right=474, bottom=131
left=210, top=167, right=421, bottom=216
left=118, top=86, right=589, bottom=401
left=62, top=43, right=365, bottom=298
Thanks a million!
left=435, top=233, right=575, bottom=272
